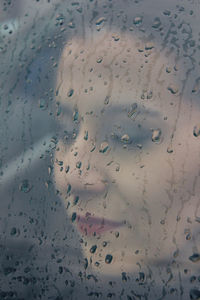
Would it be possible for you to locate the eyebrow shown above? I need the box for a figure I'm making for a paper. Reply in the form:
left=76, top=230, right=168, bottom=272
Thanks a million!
left=102, top=103, right=161, bottom=118
left=58, top=102, right=161, bottom=120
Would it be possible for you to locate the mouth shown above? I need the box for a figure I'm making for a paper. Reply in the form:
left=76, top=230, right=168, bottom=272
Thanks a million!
left=76, top=213, right=124, bottom=236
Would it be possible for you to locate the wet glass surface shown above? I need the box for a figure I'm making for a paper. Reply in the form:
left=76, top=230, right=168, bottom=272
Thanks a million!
left=0, top=1, right=200, bottom=299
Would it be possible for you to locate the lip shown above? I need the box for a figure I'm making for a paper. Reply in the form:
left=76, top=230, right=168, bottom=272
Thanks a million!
left=76, top=213, right=124, bottom=236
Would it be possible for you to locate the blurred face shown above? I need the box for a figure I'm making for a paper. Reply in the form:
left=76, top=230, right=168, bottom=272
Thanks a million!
left=54, top=32, right=200, bottom=276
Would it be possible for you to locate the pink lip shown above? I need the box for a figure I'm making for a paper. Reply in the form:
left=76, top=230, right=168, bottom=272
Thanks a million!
left=76, top=213, right=124, bottom=236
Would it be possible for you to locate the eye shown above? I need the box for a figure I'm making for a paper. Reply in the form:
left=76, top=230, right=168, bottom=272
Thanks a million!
left=109, top=124, right=151, bottom=149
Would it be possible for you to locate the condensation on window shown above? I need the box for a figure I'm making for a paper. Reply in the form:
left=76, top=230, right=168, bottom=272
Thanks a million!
left=0, top=0, right=200, bottom=299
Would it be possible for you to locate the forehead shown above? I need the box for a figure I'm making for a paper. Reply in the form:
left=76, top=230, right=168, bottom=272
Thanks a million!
left=56, top=32, right=180, bottom=115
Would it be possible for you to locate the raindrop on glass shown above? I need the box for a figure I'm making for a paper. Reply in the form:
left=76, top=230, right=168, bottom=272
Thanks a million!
left=133, top=16, right=143, bottom=26
left=189, top=253, right=200, bottom=263
left=19, top=180, right=32, bottom=193
left=71, top=212, right=77, bottom=222
left=10, top=227, right=17, bottom=236
left=151, top=129, right=162, bottom=143
left=105, top=254, right=113, bottom=264
left=68, top=89, right=74, bottom=97
left=90, top=245, right=97, bottom=254
left=96, top=17, right=106, bottom=26
left=76, top=161, right=82, bottom=169
left=167, top=84, right=179, bottom=95
left=96, top=56, right=103, bottom=63
left=121, top=134, right=130, bottom=143
left=127, top=103, right=138, bottom=118
left=193, top=124, right=200, bottom=137
left=99, top=142, right=109, bottom=153
left=84, top=131, right=88, bottom=140
left=190, top=289, right=200, bottom=300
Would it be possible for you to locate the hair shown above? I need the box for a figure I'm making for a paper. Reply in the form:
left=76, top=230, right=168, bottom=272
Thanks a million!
left=54, top=0, right=199, bottom=106
left=4, top=0, right=198, bottom=112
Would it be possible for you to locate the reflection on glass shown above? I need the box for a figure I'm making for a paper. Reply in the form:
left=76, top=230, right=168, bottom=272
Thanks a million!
left=1, top=0, right=200, bottom=299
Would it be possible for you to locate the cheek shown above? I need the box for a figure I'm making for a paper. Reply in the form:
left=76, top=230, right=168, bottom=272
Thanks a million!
left=107, top=147, right=178, bottom=210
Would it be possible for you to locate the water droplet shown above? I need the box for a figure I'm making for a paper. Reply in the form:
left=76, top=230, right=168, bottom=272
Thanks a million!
left=137, top=144, right=143, bottom=149
left=65, top=165, right=70, bottom=173
left=147, top=90, right=153, bottom=99
left=192, top=78, right=200, bottom=93
left=139, top=272, right=145, bottom=282
left=104, top=96, right=110, bottom=105
left=38, top=98, right=47, bottom=110
left=102, top=241, right=107, bottom=247
left=99, top=142, right=109, bottom=153
left=71, top=2, right=80, bottom=7
left=96, top=56, right=103, bottom=63
left=163, top=9, right=171, bottom=16
left=193, top=124, right=200, bottom=137
left=133, top=16, right=143, bottom=26
left=56, top=105, right=62, bottom=116
left=67, top=89, right=74, bottom=97
left=55, top=13, right=65, bottom=26
left=112, top=34, right=120, bottom=41
left=151, top=129, right=162, bottom=143
left=127, top=103, right=138, bottom=118
left=90, top=245, right=97, bottom=254
left=189, top=253, right=200, bottom=263
left=115, top=231, right=119, bottom=238
left=76, top=7, right=82, bottom=13
left=73, top=196, right=79, bottom=206
left=121, top=272, right=127, bottom=282
left=186, top=233, right=192, bottom=240
left=107, top=160, right=113, bottom=166
left=84, top=131, right=88, bottom=140
left=195, top=216, right=200, bottom=223
left=10, top=227, right=17, bottom=236
left=145, top=42, right=154, bottom=50
left=167, top=146, right=173, bottom=153
left=56, top=160, right=63, bottom=166
left=105, top=254, right=113, bottom=264
left=76, top=161, right=82, bottom=169
left=121, top=134, right=130, bottom=143
left=45, top=180, right=52, bottom=189
left=190, top=289, right=200, bottom=300
left=190, top=276, right=196, bottom=283
left=68, top=21, right=75, bottom=29
left=167, top=84, right=179, bottom=95
left=166, top=67, right=172, bottom=73
left=173, top=249, right=179, bottom=258
left=71, top=212, right=77, bottom=222
left=48, top=165, right=53, bottom=175
left=116, top=164, right=120, bottom=172
left=90, top=143, right=96, bottom=152
left=19, top=180, right=32, bottom=193
left=67, top=183, right=71, bottom=194
left=84, top=258, right=88, bottom=269
left=73, top=109, right=79, bottom=122
left=96, top=17, right=106, bottom=25
left=152, top=17, right=161, bottom=29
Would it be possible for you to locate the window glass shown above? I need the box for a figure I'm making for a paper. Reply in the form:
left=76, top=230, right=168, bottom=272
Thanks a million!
left=1, top=1, right=200, bottom=299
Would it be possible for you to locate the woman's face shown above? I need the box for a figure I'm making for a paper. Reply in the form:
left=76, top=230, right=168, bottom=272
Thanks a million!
left=54, top=32, right=200, bottom=276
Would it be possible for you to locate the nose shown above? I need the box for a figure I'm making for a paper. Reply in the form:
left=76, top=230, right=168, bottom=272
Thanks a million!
left=60, top=129, right=107, bottom=194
